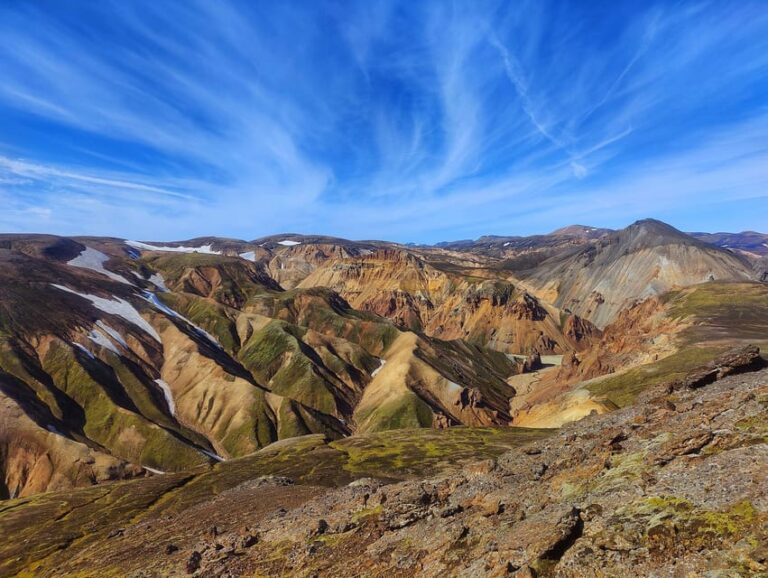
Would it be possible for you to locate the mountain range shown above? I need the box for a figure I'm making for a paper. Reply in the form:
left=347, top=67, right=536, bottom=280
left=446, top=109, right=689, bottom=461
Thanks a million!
left=0, top=219, right=766, bottom=577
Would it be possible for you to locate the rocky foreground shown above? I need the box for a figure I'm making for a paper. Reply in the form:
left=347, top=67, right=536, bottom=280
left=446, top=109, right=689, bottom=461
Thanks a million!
left=6, top=346, right=756, bottom=577
left=176, top=347, right=768, bottom=577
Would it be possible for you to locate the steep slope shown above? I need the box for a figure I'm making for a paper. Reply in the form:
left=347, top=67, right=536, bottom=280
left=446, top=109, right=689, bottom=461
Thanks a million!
left=0, top=236, right=525, bottom=496
left=298, top=248, right=597, bottom=355
left=519, top=219, right=756, bottom=328
left=510, top=281, right=768, bottom=427
left=252, top=235, right=384, bottom=290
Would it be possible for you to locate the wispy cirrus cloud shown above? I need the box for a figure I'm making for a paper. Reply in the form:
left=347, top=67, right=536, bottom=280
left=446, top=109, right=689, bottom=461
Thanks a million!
left=0, top=0, right=766, bottom=242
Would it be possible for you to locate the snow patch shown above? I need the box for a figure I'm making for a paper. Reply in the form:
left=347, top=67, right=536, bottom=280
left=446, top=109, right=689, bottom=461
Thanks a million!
left=201, top=449, right=224, bottom=462
left=277, top=240, right=301, bottom=246
left=445, top=380, right=463, bottom=394
left=67, top=247, right=132, bottom=285
left=71, top=342, right=95, bottom=359
left=149, top=273, right=168, bottom=292
left=371, top=359, right=386, bottom=378
left=155, top=379, right=176, bottom=416
left=503, top=242, right=510, bottom=247
left=125, top=240, right=221, bottom=255
left=142, top=291, right=221, bottom=348
left=53, top=284, right=161, bottom=342
left=96, top=321, right=128, bottom=349
left=239, top=251, right=256, bottom=262
left=87, top=328, right=120, bottom=355
left=143, top=466, right=165, bottom=475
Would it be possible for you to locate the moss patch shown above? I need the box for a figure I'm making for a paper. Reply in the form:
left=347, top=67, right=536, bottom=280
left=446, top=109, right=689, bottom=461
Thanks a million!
left=586, top=346, right=724, bottom=407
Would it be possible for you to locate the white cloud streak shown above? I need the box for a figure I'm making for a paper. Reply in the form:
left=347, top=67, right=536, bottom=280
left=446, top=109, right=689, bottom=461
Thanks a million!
left=0, top=0, right=766, bottom=241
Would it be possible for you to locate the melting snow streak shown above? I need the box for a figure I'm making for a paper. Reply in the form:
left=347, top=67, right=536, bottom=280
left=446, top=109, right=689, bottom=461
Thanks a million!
left=371, top=359, right=386, bottom=377
left=52, top=284, right=161, bottom=341
left=155, top=379, right=176, bottom=416
left=142, top=291, right=221, bottom=348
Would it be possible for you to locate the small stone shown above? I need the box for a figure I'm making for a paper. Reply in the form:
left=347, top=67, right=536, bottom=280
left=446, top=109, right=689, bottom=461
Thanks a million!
left=185, top=551, right=202, bottom=574
left=511, top=564, right=537, bottom=578
left=308, top=518, right=329, bottom=537
left=238, top=534, right=258, bottom=548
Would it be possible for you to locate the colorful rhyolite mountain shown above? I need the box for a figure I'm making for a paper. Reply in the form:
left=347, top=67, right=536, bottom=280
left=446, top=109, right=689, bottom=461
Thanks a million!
left=0, top=219, right=767, bottom=577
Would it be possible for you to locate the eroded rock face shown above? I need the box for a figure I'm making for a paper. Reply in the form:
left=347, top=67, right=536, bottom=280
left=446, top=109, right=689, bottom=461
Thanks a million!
left=670, top=344, right=765, bottom=389
left=300, top=249, right=599, bottom=355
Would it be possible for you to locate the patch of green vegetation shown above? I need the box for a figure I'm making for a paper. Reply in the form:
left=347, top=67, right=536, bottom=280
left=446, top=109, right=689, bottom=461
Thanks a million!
left=158, top=292, right=240, bottom=352
left=0, top=344, right=66, bottom=420
left=247, top=287, right=400, bottom=356
left=586, top=346, right=724, bottom=407
left=354, top=390, right=434, bottom=433
left=663, top=282, right=768, bottom=344
left=270, top=355, right=337, bottom=415
left=590, top=451, right=648, bottom=494
left=41, top=340, right=207, bottom=471
left=0, top=472, right=192, bottom=578
left=239, top=319, right=306, bottom=373
left=238, top=319, right=339, bottom=414
left=735, top=411, right=768, bottom=443
left=331, top=426, right=552, bottom=479
left=625, top=495, right=759, bottom=546
left=351, top=504, right=383, bottom=522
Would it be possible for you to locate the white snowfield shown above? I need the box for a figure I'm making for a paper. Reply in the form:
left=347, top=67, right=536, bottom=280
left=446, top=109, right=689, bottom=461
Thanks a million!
left=52, top=284, right=161, bottom=342
left=142, top=291, right=221, bottom=348
left=154, top=379, right=176, bottom=416
left=371, top=358, right=386, bottom=377
left=149, top=273, right=169, bottom=292
left=125, top=240, right=221, bottom=255
left=239, top=250, right=257, bottom=261
left=68, top=247, right=132, bottom=285
left=277, top=240, right=301, bottom=246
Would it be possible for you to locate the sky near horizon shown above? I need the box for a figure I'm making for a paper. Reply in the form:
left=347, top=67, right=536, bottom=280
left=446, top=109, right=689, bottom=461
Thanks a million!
left=0, top=1, right=767, bottom=243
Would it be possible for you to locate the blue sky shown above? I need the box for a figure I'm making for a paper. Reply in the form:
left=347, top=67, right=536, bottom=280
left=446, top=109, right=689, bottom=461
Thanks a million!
left=0, top=1, right=766, bottom=243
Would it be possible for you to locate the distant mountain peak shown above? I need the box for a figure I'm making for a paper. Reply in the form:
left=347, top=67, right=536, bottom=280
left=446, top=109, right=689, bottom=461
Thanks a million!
left=619, top=218, right=704, bottom=250
left=549, top=224, right=611, bottom=237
